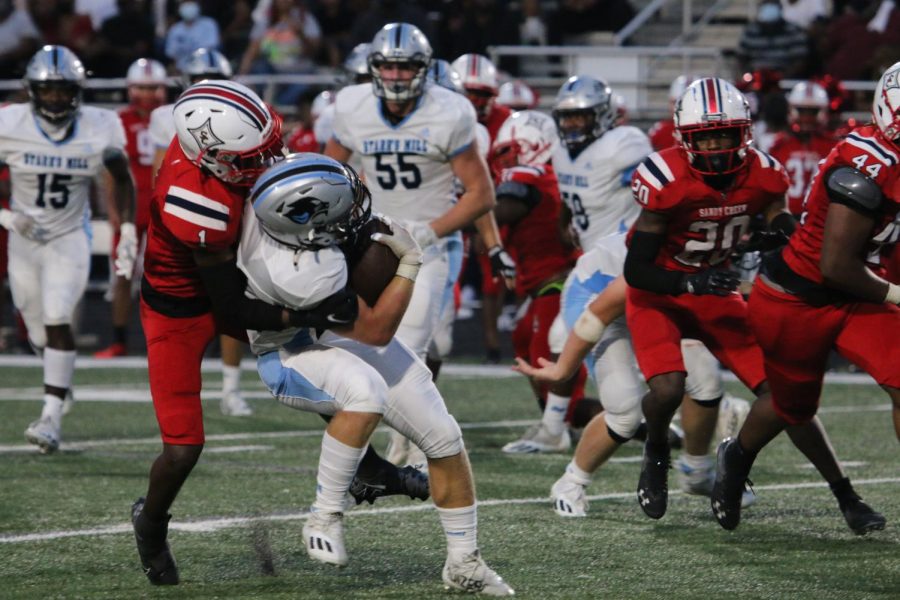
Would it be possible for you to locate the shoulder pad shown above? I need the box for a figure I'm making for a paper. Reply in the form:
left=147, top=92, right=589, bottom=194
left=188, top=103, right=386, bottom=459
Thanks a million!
left=825, top=166, right=883, bottom=216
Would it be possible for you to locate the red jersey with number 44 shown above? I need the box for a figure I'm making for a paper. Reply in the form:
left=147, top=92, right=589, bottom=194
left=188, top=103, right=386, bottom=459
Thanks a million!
left=143, top=140, right=246, bottom=299
left=783, top=125, right=900, bottom=283
left=628, top=146, right=788, bottom=272
left=768, top=131, right=838, bottom=217
left=119, top=105, right=157, bottom=229
left=499, top=164, right=578, bottom=296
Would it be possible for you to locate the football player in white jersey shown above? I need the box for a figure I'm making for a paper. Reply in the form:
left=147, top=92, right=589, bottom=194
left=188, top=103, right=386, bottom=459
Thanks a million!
left=145, top=47, right=253, bottom=417
left=514, top=233, right=755, bottom=517
left=325, top=23, right=513, bottom=466
left=239, top=154, right=514, bottom=595
left=0, top=46, right=136, bottom=453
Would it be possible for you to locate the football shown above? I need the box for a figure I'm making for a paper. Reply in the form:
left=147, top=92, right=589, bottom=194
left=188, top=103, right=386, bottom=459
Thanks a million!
left=346, top=219, right=399, bottom=307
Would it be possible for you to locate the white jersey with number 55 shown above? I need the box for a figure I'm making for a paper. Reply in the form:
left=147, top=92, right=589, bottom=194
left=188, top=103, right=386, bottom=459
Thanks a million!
left=552, top=125, right=651, bottom=250
left=331, top=82, right=476, bottom=224
left=0, top=103, right=127, bottom=239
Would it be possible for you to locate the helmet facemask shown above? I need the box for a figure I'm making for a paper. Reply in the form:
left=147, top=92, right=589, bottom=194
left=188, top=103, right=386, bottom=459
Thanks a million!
left=369, top=55, right=429, bottom=103
left=679, top=124, right=751, bottom=176
left=29, top=80, right=81, bottom=128
left=197, top=117, right=286, bottom=186
left=552, top=107, right=609, bottom=151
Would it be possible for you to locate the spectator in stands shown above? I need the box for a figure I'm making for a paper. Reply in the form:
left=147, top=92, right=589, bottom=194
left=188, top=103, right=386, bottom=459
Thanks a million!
left=738, top=0, right=810, bottom=78
left=816, top=0, right=896, bottom=80
left=441, top=0, right=520, bottom=70
left=348, top=0, right=434, bottom=49
left=238, top=0, right=321, bottom=106
left=31, top=0, right=96, bottom=60
left=314, top=0, right=355, bottom=67
left=780, top=0, right=828, bottom=30
left=0, top=0, right=40, bottom=78
left=89, top=0, right=156, bottom=77
left=203, top=0, right=254, bottom=63
left=164, top=0, right=220, bottom=72
left=550, top=0, right=636, bottom=40
left=75, top=0, right=118, bottom=31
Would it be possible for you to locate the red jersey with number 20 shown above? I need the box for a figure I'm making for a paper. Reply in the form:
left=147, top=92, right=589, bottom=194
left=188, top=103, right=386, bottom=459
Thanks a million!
left=629, top=146, right=789, bottom=272
left=783, top=125, right=900, bottom=284
left=143, top=140, right=246, bottom=299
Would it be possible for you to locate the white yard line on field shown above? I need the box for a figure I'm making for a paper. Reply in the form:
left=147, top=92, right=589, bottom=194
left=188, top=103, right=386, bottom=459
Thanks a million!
left=1, top=477, right=898, bottom=544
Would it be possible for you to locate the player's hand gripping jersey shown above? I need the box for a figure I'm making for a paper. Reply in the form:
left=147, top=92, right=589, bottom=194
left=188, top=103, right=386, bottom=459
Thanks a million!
left=553, top=125, right=651, bottom=249
left=331, top=83, right=476, bottom=223
left=629, top=146, right=789, bottom=272
left=0, top=103, right=126, bottom=239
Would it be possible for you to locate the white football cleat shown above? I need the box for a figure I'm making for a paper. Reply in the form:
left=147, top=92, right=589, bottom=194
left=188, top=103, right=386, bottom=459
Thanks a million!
left=61, top=389, right=75, bottom=416
left=714, top=394, right=750, bottom=444
left=302, top=511, right=347, bottom=567
left=220, top=391, right=253, bottom=417
left=386, top=429, right=410, bottom=465
left=443, top=550, right=515, bottom=596
left=550, top=477, right=588, bottom=517
left=24, top=417, right=61, bottom=454
left=502, top=424, right=570, bottom=454
left=676, top=456, right=757, bottom=508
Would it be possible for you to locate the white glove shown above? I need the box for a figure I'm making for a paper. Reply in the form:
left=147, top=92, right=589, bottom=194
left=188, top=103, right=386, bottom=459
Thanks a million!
left=371, top=216, right=424, bottom=282
left=0, top=208, right=47, bottom=242
left=115, top=222, right=139, bottom=279
left=407, top=220, right=439, bottom=250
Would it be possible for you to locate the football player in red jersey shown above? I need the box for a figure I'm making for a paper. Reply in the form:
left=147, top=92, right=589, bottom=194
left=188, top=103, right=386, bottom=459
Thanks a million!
left=625, top=77, right=872, bottom=526
left=95, top=58, right=168, bottom=358
left=489, top=110, right=586, bottom=452
left=769, top=81, right=839, bottom=217
left=711, top=63, right=900, bottom=534
left=131, top=80, right=423, bottom=586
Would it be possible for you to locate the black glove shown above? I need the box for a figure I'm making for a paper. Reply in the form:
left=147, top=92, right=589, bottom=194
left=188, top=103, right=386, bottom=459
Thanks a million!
left=682, top=269, right=741, bottom=296
left=288, top=287, right=359, bottom=329
left=488, top=246, right=516, bottom=281
left=738, top=229, right=791, bottom=254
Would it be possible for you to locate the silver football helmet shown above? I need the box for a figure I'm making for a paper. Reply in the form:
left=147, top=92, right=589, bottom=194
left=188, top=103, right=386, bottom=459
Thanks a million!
left=24, top=45, right=86, bottom=128
left=427, top=59, right=463, bottom=94
left=368, top=23, right=432, bottom=102
left=182, top=48, right=233, bottom=86
left=250, top=153, right=372, bottom=250
left=342, top=43, right=372, bottom=85
left=552, top=75, right=615, bottom=151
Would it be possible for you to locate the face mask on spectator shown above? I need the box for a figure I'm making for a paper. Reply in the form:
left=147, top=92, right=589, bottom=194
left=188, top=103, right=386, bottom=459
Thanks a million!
left=757, top=3, right=782, bottom=23
left=179, top=1, right=200, bottom=21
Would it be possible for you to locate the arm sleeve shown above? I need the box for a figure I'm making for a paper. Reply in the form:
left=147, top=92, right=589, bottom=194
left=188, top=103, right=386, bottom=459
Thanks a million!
left=624, top=230, right=686, bottom=295
left=447, top=98, right=477, bottom=157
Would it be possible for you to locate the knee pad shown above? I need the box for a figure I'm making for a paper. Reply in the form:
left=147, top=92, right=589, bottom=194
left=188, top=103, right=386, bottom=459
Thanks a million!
left=548, top=313, right=567, bottom=355
left=691, top=395, right=722, bottom=408
left=683, top=339, right=725, bottom=402
left=340, top=370, right=388, bottom=414
left=606, top=423, right=631, bottom=444
left=604, top=403, right=644, bottom=440
left=416, top=414, right=463, bottom=459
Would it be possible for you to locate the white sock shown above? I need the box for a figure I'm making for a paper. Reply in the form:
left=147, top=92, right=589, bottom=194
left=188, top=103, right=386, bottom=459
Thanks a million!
left=437, top=504, right=478, bottom=558
left=563, top=460, right=592, bottom=486
left=313, top=432, right=365, bottom=514
left=221, top=364, right=241, bottom=396
left=680, top=452, right=712, bottom=471
left=40, top=394, right=64, bottom=426
left=44, top=347, right=76, bottom=390
left=541, top=392, right=570, bottom=435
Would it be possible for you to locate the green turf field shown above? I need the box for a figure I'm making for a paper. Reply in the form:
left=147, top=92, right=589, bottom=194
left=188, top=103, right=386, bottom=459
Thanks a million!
left=0, top=364, right=898, bottom=599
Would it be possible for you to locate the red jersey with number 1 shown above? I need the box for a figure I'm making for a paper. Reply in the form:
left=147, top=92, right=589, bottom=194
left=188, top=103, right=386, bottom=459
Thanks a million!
left=499, top=164, right=578, bottom=296
left=143, top=140, right=246, bottom=300
left=628, top=147, right=788, bottom=272
left=119, top=105, right=156, bottom=230
left=783, top=125, right=900, bottom=283
left=768, top=131, right=838, bottom=217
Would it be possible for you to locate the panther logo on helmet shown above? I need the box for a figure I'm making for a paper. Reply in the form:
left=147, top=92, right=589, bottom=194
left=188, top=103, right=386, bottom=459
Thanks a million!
left=284, top=196, right=330, bottom=225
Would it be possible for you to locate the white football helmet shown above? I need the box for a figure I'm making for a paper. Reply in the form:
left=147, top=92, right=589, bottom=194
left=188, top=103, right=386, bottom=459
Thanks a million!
left=250, top=153, right=372, bottom=250
left=24, top=45, right=86, bottom=128
left=368, top=23, right=432, bottom=102
left=675, top=77, right=752, bottom=176
left=787, top=81, right=829, bottom=134
left=182, top=48, right=233, bottom=86
left=873, top=61, right=900, bottom=148
left=497, top=80, right=537, bottom=111
left=174, top=80, right=284, bottom=185
left=491, top=110, right=559, bottom=174
left=126, top=58, right=168, bottom=110
left=342, top=43, right=372, bottom=85
left=310, top=90, right=335, bottom=121
left=451, top=53, right=499, bottom=120
left=552, top=75, right=615, bottom=151
left=669, top=75, right=695, bottom=103
left=427, top=59, right=463, bottom=94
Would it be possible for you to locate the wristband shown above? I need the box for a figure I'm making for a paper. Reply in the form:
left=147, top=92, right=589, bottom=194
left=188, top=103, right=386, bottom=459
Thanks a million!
left=572, top=308, right=606, bottom=343
left=885, top=282, right=900, bottom=305
left=395, top=263, right=421, bottom=282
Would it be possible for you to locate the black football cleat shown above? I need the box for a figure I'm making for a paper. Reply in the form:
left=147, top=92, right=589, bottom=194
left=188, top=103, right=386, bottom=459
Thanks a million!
left=637, top=442, right=670, bottom=519
left=840, top=497, right=886, bottom=536
left=710, top=438, right=753, bottom=531
left=349, top=465, right=430, bottom=506
left=131, top=497, right=179, bottom=585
